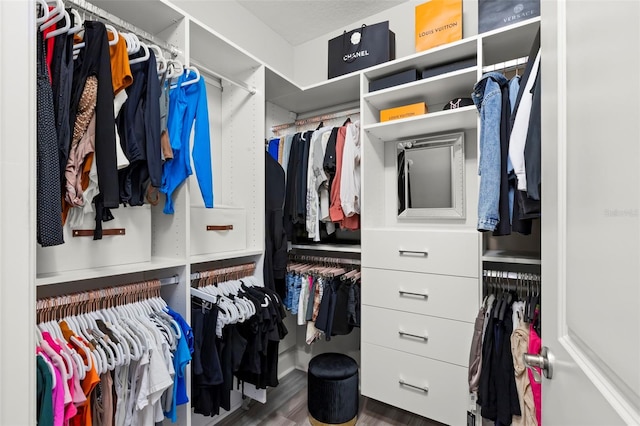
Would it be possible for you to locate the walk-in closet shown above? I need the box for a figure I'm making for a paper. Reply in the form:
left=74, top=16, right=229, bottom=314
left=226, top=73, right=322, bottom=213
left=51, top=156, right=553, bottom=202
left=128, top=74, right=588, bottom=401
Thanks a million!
left=1, top=0, right=639, bottom=425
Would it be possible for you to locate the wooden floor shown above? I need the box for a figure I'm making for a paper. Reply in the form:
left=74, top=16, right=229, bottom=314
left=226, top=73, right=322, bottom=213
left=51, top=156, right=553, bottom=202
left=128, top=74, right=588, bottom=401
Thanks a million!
left=217, top=370, right=445, bottom=426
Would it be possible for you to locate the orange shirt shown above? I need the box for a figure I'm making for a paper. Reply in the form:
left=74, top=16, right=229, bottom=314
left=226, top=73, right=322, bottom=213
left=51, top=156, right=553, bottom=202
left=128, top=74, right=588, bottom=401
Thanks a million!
left=108, top=32, right=133, bottom=94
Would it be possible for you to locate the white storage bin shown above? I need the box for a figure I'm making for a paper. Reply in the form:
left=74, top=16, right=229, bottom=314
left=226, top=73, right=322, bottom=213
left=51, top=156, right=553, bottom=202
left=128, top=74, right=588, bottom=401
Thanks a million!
left=37, top=205, right=151, bottom=275
left=190, top=206, right=247, bottom=256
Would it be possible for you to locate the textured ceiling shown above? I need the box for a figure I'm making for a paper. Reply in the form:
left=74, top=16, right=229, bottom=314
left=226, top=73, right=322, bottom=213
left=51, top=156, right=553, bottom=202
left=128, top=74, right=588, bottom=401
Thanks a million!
left=237, top=0, right=409, bottom=46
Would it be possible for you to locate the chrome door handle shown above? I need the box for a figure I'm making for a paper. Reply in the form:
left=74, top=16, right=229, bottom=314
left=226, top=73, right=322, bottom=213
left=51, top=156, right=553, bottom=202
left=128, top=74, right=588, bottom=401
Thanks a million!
left=399, top=379, right=428, bottom=393
left=398, top=330, right=428, bottom=341
left=523, top=346, right=553, bottom=383
left=398, top=249, right=428, bottom=257
left=398, top=290, right=428, bottom=298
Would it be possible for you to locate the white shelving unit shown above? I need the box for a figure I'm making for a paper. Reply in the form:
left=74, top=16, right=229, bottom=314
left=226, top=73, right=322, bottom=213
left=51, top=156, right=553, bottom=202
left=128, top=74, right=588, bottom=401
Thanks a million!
left=482, top=249, right=542, bottom=265
left=359, top=17, right=541, bottom=426
left=363, top=106, right=477, bottom=141
left=32, top=1, right=269, bottom=425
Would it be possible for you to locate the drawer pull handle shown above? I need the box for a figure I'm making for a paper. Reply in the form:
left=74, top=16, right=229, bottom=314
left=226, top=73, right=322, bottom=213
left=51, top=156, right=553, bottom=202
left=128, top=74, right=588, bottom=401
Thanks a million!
left=73, top=228, right=125, bottom=237
left=398, top=290, right=428, bottom=298
left=207, top=225, right=234, bottom=231
left=398, top=249, right=428, bottom=257
left=399, top=379, right=429, bottom=393
left=398, top=330, right=428, bottom=341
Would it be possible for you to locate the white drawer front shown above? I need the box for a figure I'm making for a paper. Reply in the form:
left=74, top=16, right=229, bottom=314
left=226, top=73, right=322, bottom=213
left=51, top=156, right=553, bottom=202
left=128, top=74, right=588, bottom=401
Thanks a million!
left=190, top=207, right=246, bottom=256
left=362, top=229, right=479, bottom=277
left=361, top=343, right=468, bottom=426
left=361, top=305, right=473, bottom=366
left=361, top=268, right=478, bottom=323
left=37, top=206, right=151, bottom=275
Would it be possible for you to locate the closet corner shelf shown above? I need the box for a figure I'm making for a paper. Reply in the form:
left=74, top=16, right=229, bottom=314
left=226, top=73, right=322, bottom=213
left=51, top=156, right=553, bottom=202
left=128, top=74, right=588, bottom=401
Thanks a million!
left=363, top=67, right=478, bottom=111
left=289, top=244, right=362, bottom=254
left=482, top=250, right=541, bottom=265
left=189, top=248, right=264, bottom=265
left=35, top=256, right=187, bottom=286
left=363, top=37, right=477, bottom=81
left=481, top=17, right=541, bottom=65
left=363, top=106, right=476, bottom=142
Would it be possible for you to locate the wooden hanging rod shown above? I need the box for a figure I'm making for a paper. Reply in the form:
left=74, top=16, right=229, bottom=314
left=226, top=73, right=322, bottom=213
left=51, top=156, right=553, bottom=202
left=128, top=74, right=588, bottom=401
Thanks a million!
left=271, top=107, right=360, bottom=133
left=66, top=0, right=181, bottom=57
left=36, top=276, right=178, bottom=318
left=288, top=253, right=361, bottom=266
left=190, top=262, right=256, bottom=280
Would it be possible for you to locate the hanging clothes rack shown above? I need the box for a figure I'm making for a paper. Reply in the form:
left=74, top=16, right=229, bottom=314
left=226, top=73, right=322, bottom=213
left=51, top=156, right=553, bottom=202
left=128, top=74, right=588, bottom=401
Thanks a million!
left=190, top=262, right=256, bottom=284
left=288, top=253, right=361, bottom=267
left=189, top=59, right=257, bottom=95
left=271, top=106, right=360, bottom=134
left=482, top=55, right=529, bottom=74
left=36, top=276, right=177, bottom=320
left=483, top=269, right=541, bottom=293
left=66, top=0, right=181, bottom=57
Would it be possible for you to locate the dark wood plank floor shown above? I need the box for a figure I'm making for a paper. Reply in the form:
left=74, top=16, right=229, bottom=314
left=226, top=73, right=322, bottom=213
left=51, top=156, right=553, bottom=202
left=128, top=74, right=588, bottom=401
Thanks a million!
left=217, top=369, right=445, bottom=426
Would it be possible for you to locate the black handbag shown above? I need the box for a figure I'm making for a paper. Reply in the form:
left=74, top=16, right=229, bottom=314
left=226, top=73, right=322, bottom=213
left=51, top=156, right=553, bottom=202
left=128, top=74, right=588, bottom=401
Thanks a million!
left=327, top=21, right=395, bottom=79
left=478, top=0, right=540, bottom=33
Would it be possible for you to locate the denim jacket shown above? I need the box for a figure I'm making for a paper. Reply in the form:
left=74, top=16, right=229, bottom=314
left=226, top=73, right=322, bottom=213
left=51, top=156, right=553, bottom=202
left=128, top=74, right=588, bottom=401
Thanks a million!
left=472, top=72, right=508, bottom=231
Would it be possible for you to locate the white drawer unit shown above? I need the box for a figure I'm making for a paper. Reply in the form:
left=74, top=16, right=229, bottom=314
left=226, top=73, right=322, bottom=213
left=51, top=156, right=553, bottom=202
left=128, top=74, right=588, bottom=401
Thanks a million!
left=37, top=205, right=151, bottom=275
left=361, top=343, right=469, bottom=426
left=362, top=229, right=479, bottom=278
left=361, top=268, right=478, bottom=323
left=361, top=305, right=474, bottom=367
left=190, top=206, right=247, bottom=256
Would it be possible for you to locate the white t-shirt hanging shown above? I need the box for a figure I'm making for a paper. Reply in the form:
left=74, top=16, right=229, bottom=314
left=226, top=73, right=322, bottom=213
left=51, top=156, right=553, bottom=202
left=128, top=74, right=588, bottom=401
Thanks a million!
left=340, top=121, right=361, bottom=217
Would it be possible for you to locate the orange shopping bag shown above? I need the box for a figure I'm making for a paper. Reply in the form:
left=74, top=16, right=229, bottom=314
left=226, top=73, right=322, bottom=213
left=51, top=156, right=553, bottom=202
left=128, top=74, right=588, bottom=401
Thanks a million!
left=415, top=0, right=462, bottom=52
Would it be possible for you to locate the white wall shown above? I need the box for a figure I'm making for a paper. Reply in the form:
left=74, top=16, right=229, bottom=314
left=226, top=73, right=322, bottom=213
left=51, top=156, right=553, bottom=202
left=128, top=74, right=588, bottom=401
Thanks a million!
left=293, top=0, right=479, bottom=86
left=0, top=1, right=35, bottom=424
left=169, top=0, right=295, bottom=78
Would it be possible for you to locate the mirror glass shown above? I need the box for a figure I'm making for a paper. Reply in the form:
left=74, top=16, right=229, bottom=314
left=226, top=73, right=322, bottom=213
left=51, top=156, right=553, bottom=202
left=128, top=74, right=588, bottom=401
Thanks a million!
left=397, top=132, right=465, bottom=219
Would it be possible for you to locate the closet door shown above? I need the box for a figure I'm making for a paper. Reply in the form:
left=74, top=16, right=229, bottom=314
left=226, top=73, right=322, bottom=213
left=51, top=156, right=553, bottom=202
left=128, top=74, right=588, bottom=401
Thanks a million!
left=541, top=1, right=639, bottom=424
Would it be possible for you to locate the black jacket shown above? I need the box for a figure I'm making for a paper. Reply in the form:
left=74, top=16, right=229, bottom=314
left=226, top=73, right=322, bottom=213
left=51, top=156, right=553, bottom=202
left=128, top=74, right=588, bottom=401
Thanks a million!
left=69, top=21, right=118, bottom=209
left=265, top=152, right=288, bottom=298
left=117, top=53, right=162, bottom=205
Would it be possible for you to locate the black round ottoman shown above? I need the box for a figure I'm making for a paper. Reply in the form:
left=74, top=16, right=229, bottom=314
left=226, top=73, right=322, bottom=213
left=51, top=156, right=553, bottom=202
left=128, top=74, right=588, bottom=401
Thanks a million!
left=307, top=353, right=359, bottom=426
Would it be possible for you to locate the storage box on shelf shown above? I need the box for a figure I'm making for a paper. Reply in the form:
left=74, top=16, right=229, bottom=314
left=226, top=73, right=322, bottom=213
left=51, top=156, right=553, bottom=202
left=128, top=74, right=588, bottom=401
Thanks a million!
left=190, top=206, right=248, bottom=257
left=37, top=206, right=152, bottom=276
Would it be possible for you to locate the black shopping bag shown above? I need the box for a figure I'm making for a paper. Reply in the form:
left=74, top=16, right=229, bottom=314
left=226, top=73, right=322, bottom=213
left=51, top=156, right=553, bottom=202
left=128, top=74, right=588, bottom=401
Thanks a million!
left=328, top=21, right=396, bottom=79
left=478, top=0, right=539, bottom=33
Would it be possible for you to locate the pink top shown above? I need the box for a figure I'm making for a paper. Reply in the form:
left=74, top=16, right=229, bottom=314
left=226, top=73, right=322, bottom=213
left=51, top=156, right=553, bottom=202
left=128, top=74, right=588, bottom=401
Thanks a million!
left=528, top=321, right=542, bottom=426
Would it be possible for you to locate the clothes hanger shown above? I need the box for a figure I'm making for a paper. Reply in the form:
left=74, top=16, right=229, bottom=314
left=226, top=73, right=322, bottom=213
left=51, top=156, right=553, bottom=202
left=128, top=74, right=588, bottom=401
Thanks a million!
left=170, top=66, right=201, bottom=88
left=129, top=42, right=150, bottom=65
left=102, top=25, right=120, bottom=46
left=166, top=59, right=184, bottom=79
left=67, top=9, right=83, bottom=35
left=124, top=32, right=140, bottom=54
left=36, top=0, right=50, bottom=24
left=149, top=45, right=167, bottom=74
left=39, top=0, right=64, bottom=31
left=45, top=9, right=70, bottom=39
